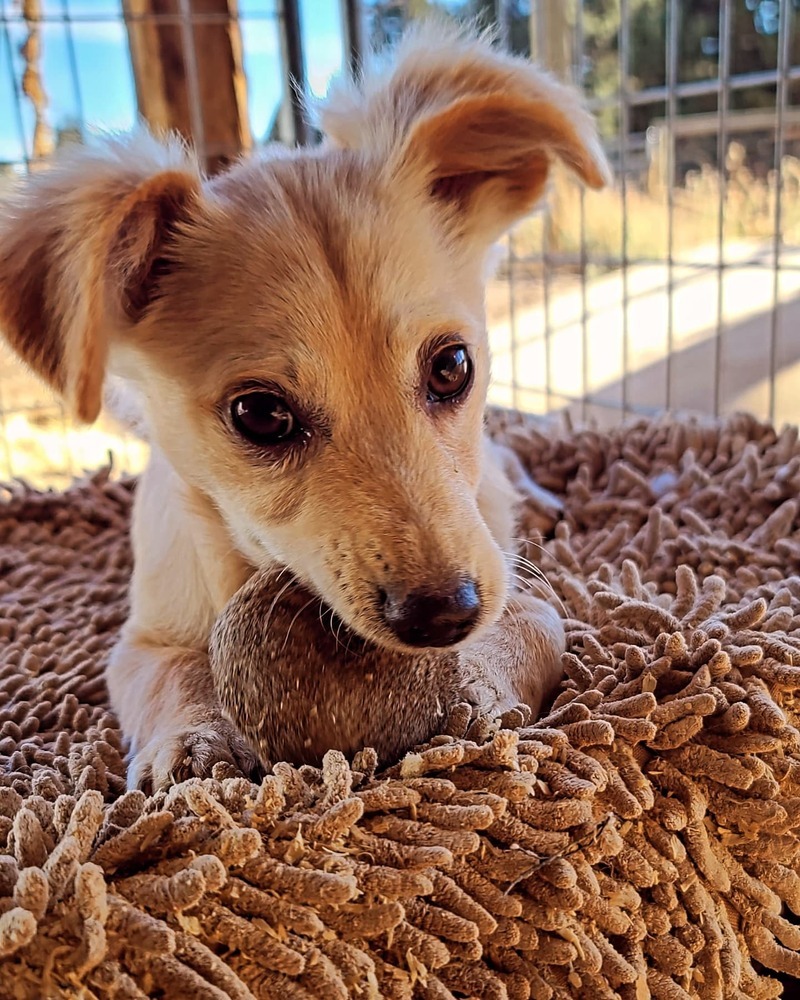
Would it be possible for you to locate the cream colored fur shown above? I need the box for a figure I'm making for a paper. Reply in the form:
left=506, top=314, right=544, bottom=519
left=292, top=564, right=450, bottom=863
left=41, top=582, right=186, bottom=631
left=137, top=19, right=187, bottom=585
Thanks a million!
left=0, top=21, right=609, bottom=790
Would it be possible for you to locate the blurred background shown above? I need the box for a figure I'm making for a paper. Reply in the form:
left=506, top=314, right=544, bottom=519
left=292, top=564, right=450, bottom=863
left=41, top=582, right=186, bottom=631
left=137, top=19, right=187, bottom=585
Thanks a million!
left=0, top=0, right=798, bottom=486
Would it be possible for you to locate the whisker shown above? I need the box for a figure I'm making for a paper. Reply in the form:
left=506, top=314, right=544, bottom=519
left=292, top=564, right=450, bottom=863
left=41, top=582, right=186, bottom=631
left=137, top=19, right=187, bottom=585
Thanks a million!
left=509, top=571, right=536, bottom=594
left=502, top=597, right=528, bottom=630
left=507, top=553, right=547, bottom=577
left=503, top=549, right=568, bottom=619
left=334, top=613, right=357, bottom=656
left=512, top=537, right=569, bottom=585
left=342, top=629, right=357, bottom=658
left=329, top=611, right=365, bottom=660
left=340, top=618, right=368, bottom=660
left=511, top=536, right=563, bottom=566
left=506, top=551, right=555, bottom=585
left=508, top=571, right=568, bottom=618
left=280, top=595, right=319, bottom=654
left=317, top=599, right=343, bottom=649
left=506, top=555, right=550, bottom=587
left=262, top=576, right=300, bottom=637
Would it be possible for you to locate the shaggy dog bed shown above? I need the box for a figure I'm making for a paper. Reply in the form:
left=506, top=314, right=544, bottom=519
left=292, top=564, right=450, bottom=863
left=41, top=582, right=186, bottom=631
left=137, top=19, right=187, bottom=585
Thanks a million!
left=1, top=412, right=799, bottom=1000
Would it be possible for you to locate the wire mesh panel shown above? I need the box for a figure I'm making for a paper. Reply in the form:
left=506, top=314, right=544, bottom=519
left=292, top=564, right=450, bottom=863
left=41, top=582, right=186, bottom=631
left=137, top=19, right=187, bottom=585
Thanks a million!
left=476, top=0, right=800, bottom=432
left=0, top=0, right=799, bottom=485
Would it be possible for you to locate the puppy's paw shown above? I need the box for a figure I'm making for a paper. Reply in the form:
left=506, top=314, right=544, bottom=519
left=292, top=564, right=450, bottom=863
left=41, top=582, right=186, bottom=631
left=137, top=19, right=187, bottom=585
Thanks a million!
left=458, top=669, right=520, bottom=721
left=127, top=717, right=261, bottom=793
left=458, top=592, right=565, bottom=723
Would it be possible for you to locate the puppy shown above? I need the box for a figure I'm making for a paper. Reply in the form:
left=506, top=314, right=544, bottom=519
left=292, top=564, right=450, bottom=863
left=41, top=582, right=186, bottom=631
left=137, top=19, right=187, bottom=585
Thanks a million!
left=0, top=22, right=609, bottom=790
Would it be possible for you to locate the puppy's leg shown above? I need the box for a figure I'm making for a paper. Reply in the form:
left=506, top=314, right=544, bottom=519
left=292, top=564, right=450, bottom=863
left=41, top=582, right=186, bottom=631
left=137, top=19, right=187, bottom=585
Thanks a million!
left=472, top=432, right=566, bottom=718
left=107, top=449, right=257, bottom=791
left=458, top=592, right=565, bottom=720
left=493, top=439, right=563, bottom=515
left=109, top=639, right=259, bottom=791
left=480, top=434, right=562, bottom=542
left=476, top=434, right=522, bottom=557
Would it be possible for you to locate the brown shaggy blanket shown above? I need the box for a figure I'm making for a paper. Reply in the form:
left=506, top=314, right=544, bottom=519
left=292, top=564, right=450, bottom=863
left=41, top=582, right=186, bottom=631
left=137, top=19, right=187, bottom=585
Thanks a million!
left=1, top=412, right=800, bottom=1000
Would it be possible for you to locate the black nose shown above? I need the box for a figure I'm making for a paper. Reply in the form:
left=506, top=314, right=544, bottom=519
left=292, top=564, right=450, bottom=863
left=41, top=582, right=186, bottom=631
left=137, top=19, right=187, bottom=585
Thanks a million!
left=381, top=578, right=481, bottom=648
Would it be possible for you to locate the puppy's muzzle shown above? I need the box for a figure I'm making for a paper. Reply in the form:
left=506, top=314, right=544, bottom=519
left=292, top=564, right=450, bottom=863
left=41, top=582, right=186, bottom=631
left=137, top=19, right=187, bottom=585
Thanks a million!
left=380, top=577, right=481, bottom=648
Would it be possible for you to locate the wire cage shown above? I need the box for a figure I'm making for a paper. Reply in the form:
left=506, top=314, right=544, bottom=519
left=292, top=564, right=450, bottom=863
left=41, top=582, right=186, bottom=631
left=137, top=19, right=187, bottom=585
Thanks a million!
left=0, top=0, right=798, bottom=488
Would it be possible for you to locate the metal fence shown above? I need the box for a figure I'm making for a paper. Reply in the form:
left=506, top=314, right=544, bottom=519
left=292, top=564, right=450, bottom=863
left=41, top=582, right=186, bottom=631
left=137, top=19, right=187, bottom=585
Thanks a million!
left=0, top=0, right=798, bottom=486
left=505, top=0, right=800, bottom=432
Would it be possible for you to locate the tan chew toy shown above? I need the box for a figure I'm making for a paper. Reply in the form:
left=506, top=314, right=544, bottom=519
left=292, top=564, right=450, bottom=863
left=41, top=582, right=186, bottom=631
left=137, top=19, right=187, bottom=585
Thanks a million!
left=209, top=570, right=464, bottom=768
left=209, top=569, right=563, bottom=768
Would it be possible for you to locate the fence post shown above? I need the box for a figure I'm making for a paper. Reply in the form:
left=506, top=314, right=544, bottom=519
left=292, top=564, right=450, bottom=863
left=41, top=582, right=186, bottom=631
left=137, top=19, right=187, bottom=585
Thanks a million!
left=277, top=0, right=310, bottom=146
left=341, top=0, right=364, bottom=78
left=530, top=0, right=574, bottom=254
left=123, top=0, right=252, bottom=175
left=530, top=0, right=572, bottom=81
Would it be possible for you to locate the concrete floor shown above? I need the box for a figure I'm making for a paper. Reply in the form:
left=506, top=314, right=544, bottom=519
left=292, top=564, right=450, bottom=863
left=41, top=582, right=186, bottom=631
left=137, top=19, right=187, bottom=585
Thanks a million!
left=487, top=239, right=800, bottom=430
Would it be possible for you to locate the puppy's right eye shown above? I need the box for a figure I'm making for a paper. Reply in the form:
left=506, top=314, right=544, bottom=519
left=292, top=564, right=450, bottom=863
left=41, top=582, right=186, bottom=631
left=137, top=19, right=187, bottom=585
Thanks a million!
left=231, top=392, right=301, bottom=446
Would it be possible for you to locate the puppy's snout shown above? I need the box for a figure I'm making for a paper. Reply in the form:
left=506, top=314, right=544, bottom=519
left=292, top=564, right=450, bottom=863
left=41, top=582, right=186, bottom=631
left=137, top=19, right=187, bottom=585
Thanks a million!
left=380, top=577, right=481, bottom=648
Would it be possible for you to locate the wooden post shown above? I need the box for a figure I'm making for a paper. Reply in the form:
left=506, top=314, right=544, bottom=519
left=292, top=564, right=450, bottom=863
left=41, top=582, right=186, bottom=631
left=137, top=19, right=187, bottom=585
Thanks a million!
left=123, top=0, right=251, bottom=174
left=530, top=1, right=575, bottom=255
left=530, top=0, right=572, bottom=80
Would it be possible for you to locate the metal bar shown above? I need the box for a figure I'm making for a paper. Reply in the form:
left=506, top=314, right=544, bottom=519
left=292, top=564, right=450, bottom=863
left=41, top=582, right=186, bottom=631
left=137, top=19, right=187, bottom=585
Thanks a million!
left=60, top=0, right=87, bottom=140
left=507, top=232, right=520, bottom=412
left=712, top=0, right=732, bottom=417
left=0, top=0, right=36, bottom=479
left=276, top=0, right=309, bottom=146
left=542, top=192, right=552, bottom=402
left=575, top=0, right=588, bottom=425
left=495, top=0, right=511, bottom=49
left=649, top=106, right=800, bottom=138
left=57, top=408, right=76, bottom=481
left=768, top=0, right=793, bottom=426
left=664, top=0, right=679, bottom=412
left=340, top=0, right=363, bottom=78
left=618, top=0, right=630, bottom=419
left=1, top=3, right=32, bottom=165
left=583, top=65, right=800, bottom=112
left=535, top=0, right=553, bottom=414
left=176, top=0, right=207, bottom=167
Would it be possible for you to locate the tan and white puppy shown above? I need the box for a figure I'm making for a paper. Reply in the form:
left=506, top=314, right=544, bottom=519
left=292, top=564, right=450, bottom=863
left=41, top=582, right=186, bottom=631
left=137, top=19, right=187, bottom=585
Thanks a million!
left=0, top=22, right=609, bottom=790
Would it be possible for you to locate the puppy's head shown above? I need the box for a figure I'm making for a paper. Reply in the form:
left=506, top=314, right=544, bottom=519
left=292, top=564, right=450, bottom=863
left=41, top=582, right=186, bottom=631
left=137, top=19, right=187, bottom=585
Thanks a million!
left=0, top=23, right=608, bottom=652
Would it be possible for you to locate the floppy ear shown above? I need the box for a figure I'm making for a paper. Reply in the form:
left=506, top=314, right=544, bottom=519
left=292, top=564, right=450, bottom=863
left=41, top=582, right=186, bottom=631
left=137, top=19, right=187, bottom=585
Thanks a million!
left=0, top=131, right=201, bottom=423
left=319, top=22, right=610, bottom=246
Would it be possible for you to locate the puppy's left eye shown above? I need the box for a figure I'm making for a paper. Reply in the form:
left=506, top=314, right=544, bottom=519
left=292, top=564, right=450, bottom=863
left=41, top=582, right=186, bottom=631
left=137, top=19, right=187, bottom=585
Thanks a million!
left=427, top=344, right=473, bottom=403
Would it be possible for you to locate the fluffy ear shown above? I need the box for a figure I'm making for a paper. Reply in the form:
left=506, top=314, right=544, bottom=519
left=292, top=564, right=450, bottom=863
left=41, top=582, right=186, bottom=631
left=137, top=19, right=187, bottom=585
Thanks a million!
left=319, top=21, right=610, bottom=245
left=0, top=131, right=201, bottom=423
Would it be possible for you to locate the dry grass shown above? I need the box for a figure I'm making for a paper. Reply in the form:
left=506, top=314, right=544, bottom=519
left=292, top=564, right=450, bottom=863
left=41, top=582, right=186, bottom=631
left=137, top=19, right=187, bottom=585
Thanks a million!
left=509, top=143, right=800, bottom=268
left=0, top=345, right=147, bottom=489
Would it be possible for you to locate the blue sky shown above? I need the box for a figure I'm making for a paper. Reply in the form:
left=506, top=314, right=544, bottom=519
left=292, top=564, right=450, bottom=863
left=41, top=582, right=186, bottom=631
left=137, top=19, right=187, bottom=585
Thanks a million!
left=0, top=0, right=345, bottom=163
